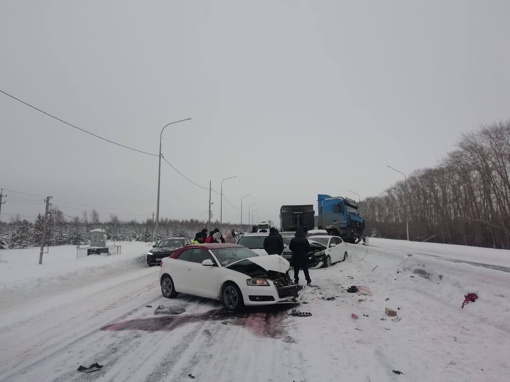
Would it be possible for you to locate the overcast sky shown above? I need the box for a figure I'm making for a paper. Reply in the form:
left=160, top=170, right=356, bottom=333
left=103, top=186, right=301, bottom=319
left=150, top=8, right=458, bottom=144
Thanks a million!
left=1, top=1, right=509, bottom=227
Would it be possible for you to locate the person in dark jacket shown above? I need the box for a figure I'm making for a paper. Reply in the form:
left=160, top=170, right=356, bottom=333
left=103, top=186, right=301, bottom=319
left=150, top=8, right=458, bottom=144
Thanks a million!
left=194, top=228, right=208, bottom=244
left=289, top=228, right=311, bottom=285
left=263, top=227, right=284, bottom=255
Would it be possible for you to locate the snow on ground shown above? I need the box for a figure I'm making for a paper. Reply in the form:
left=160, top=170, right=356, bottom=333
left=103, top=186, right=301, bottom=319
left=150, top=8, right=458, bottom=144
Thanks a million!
left=0, top=239, right=509, bottom=381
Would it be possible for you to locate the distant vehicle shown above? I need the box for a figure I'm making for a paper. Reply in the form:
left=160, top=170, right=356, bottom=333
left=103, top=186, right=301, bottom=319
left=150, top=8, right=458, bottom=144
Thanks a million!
left=279, top=205, right=315, bottom=232
left=256, top=220, right=275, bottom=232
left=159, top=243, right=303, bottom=310
left=236, top=232, right=269, bottom=256
left=317, top=194, right=365, bottom=243
left=146, top=237, right=191, bottom=266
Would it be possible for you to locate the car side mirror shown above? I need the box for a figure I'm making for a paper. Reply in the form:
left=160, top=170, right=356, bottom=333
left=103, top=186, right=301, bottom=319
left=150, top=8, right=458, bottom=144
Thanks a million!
left=330, top=243, right=336, bottom=247
left=202, top=259, right=214, bottom=266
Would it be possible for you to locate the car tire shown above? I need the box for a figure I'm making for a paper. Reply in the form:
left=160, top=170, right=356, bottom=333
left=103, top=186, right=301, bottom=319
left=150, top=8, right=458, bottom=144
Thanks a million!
left=343, top=251, right=348, bottom=261
left=161, top=275, right=178, bottom=298
left=222, top=282, right=244, bottom=311
left=325, top=255, right=332, bottom=268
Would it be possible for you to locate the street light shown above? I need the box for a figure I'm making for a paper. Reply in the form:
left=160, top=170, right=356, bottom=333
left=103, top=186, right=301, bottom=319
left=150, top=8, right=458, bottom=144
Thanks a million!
left=240, top=194, right=252, bottom=225
left=220, top=176, right=237, bottom=232
left=387, top=165, right=409, bottom=241
left=248, top=203, right=256, bottom=225
left=348, top=189, right=361, bottom=203
left=155, top=118, right=192, bottom=242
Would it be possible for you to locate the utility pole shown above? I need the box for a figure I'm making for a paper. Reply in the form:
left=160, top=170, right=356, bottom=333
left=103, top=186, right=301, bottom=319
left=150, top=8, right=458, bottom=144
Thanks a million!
left=39, top=196, right=52, bottom=265
left=0, top=189, right=6, bottom=221
left=208, top=181, right=212, bottom=232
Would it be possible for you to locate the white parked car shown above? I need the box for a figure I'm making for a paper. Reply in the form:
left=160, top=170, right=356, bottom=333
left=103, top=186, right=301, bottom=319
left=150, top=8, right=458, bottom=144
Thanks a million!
left=305, top=235, right=348, bottom=267
left=159, top=243, right=303, bottom=310
left=236, top=231, right=270, bottom=256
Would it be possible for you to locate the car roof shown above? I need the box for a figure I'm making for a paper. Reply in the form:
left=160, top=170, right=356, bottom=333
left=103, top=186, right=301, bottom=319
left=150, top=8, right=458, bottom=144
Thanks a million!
left=239, top=232, right=269, bottom=237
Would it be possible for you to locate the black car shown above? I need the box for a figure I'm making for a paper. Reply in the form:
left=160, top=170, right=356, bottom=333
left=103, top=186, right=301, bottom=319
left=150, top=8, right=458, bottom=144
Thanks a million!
left=146, top=237, right=191, bottom=266
left=281, top=237, right=326, bottom=268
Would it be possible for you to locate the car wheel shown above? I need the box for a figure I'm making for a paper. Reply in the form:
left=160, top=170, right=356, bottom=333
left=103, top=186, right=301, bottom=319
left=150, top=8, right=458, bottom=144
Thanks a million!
left=222, top=282, right=244, bottom=311
left=325, top=255, right=332, bottom=267
left=343, top=251, right=348, bottom=262
left=161, top=275, right=178, bottom=298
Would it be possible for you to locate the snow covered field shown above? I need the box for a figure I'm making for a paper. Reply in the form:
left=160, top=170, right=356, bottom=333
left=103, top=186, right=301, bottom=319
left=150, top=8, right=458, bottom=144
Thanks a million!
left=0, top=239, right=509, bottom=381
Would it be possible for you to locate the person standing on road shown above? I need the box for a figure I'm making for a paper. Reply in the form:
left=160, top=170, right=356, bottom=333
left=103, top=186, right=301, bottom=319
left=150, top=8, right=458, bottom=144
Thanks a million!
left=263, top=227, right=284, bottom=255
left=289, top=228, right=311, bottom=285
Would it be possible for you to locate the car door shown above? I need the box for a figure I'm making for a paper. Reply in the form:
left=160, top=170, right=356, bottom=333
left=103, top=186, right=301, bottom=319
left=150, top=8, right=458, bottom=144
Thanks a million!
left=328, top=236, right=344, bottom=263
left=171, top=248, right=194, bottom=294
left=186, top=248, right=219, bottom=299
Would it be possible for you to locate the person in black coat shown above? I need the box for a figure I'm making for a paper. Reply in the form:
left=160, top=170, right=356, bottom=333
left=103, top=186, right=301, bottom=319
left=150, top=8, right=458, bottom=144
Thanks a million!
left=289, top=228, right=311, bottom=285
left=263, top=227, right=284, bottom=255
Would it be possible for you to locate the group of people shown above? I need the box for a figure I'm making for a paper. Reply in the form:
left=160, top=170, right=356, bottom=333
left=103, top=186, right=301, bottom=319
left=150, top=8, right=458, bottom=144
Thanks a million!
left=263, top=227, right=312, bottom=286
left=192, top=228, right=237, bottom=244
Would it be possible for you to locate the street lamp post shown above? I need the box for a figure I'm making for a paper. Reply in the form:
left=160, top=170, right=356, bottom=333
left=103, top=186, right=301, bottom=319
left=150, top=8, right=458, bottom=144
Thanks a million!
left=220, top=176, right=237, bottom=233
left=348, top=189, right=361, bottom=203
left=155, top=118, right=191, bottom=243
left=248, top=203, right=256, bottom=225
left=240, top=194, right=251, bottom=225
left=387, top=165, right=410, bottom=241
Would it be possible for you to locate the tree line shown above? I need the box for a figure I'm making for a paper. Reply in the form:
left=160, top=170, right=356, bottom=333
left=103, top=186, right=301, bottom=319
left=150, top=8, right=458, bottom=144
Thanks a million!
left=360, top=121, right=510, bottom=249
left=0, top=214, right=248, bottom=249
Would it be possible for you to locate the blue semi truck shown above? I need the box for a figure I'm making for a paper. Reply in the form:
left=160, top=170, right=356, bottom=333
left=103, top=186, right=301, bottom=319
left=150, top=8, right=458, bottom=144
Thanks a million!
left=317, top=194, right=365, bottom=243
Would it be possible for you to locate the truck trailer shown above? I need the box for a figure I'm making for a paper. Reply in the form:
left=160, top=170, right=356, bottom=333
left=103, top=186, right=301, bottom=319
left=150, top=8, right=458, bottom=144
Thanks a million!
left=280, top=205, right=315, bottom=232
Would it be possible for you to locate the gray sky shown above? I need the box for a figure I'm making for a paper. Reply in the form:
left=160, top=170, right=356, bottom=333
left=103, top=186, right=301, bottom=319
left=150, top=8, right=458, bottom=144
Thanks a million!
left=1, top=1, right=509, bottom=226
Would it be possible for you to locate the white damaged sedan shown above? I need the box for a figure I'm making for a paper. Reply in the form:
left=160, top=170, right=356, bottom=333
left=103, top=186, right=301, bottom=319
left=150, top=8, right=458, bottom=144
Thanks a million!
left=159, top=243, right=303, bottom=310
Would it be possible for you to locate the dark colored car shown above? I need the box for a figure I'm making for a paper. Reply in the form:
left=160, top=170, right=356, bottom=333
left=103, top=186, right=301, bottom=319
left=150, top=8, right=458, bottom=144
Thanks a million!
left=146, top=237, right=191, bottom=266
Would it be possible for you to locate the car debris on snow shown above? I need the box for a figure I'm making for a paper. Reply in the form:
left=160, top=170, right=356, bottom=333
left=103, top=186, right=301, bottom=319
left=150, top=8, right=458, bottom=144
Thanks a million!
left=289, top=309, right=312, bottom=317
left=77, top=363, right=103, bottom=373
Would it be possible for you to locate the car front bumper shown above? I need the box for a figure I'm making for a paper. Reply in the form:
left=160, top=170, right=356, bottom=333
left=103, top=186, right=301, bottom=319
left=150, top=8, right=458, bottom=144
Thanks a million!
left=242, top=283, right=304, bottom=306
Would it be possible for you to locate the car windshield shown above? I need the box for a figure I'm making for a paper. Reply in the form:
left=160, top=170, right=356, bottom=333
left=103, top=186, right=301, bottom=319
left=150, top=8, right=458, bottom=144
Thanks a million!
left=237, top=235, right=266, bottom=249
left=212, top=247, right=258, bottom=267
left=309, top=237, right=329, bottom=246
left=157, top=239, right=185, bottom=248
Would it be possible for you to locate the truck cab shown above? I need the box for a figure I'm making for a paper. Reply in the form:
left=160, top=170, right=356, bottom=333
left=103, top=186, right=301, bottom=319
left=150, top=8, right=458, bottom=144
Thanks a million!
left=317, top=194, right=365, bottom=243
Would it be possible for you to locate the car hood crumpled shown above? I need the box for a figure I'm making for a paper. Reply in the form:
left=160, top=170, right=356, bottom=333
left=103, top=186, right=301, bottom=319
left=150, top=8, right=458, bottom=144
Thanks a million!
left=246, top=254, right=290, bottom=273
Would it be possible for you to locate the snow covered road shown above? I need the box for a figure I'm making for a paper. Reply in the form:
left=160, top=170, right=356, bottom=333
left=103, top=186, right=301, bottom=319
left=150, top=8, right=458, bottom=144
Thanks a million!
left=1, top=240, right=509, bottom=381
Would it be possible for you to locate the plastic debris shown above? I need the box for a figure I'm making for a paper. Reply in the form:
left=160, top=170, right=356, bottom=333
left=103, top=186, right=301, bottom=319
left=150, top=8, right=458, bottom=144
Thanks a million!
left=289, top=309, right=312, bottom=317
left=351, top=313, right=359, bottom=319
left=461, top=293, right=478, bottom=308
left=77, top=363, right=103, bottom=373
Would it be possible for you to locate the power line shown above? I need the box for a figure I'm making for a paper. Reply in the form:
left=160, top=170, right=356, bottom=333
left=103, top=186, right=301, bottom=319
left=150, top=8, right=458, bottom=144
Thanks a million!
left=0, top=89, right=158, bottom=157
left=162, top=157, right=209, bottom=190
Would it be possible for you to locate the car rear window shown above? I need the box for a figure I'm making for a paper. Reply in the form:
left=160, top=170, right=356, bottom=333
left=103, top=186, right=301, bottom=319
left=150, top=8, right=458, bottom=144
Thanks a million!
left=237, top=236, right=266, bottom=249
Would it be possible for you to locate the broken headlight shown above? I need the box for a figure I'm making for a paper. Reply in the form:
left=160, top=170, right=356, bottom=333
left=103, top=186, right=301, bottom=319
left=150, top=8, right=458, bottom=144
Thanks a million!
left=246, top=278, right=270, bottom=286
